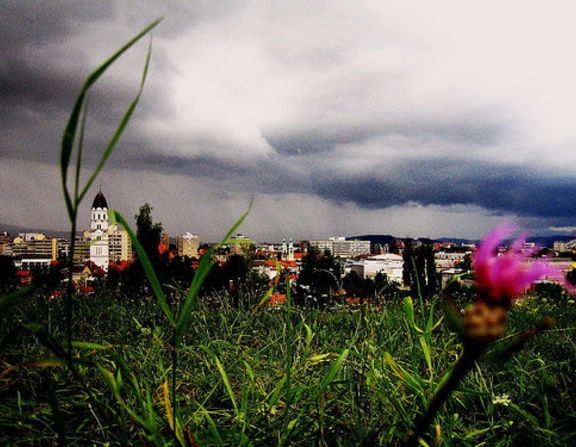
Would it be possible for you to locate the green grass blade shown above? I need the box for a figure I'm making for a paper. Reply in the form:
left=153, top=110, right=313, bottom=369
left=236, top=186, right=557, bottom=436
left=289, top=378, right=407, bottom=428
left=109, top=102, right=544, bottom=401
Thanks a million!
left=78, top=37, right=153, bottom=205
left=200, top=346, right=239, bottom=416
left=279, top=348, right=349, bottom=446
left=0, top=285, right=36, bottom=308
left=384, top=352, right=424, bottom=394
left=419, top=335, right=433, bottom=378
left=71, top=341, right=111, bottom=350
left=175, top=201, right=252, bottom=346
left=109, top=210, right=175, bottom=326
left=197, top=403, right=224, bottom=445
left=73, top=101, right=88, bottom=207
left=61, top=18, right=161, bottom=216
left=214, top=355, right=239, bottom=417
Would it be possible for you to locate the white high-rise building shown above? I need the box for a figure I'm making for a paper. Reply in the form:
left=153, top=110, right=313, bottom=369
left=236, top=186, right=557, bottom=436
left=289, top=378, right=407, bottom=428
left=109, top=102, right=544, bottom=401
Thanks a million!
left=309, top=236, right=370, bottom=257
left=177, top=232, right=199, bottom=258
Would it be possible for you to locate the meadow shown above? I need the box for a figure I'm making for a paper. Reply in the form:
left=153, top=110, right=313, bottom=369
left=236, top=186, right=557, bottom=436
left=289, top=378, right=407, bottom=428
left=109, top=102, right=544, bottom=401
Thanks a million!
left=2, top=21, right=576, bottom=446
left=1, top=289, right=575, bottom=446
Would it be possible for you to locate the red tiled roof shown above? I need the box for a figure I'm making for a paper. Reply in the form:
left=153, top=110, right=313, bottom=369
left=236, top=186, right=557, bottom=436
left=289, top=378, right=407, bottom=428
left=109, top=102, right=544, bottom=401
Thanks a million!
left=109, top=260, right=133, bottom=272
left=268, top=293, right=286, bottom=305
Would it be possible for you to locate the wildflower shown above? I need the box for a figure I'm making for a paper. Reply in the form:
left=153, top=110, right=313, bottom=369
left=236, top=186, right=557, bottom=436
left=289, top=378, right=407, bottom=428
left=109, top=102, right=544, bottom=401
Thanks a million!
left=473, top=222, right=551, bottom=309
left=463, top=223, right=552, bottom=343
left=462, top=301, right=507, bottom=343
left=406, top=223, right=553, bottom=446
left=492, top=394, right=512, bottom=406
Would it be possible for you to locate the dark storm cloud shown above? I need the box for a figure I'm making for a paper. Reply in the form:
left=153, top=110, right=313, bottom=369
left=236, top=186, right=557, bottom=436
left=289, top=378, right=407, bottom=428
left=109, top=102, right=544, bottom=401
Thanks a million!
left=309, top=160, right=576, bottom=219
left=3, top=1, right=576, bottom=240
left=99, top=130, right=576, bottom=222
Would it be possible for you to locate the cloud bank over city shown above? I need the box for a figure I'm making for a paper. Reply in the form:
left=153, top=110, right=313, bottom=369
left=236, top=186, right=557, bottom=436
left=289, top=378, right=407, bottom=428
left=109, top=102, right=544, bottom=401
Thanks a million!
left=2, top=1, right=576, bottom=241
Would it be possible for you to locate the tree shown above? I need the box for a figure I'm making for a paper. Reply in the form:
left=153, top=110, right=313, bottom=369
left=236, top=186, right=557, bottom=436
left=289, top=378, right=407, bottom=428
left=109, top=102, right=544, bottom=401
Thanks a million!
left=402, top=240, right=438, bottom=300
left=374, top=272, right=400, bottom=301
left=343, top=271, right=374, bottom=299
left=118, top=203, right=164, bottom=297
left=402, top=239, right=415, bottom=288
left=297, top=246, right=343, bottom=307
left=0, top=256, right=17, bottom=293
left=135, top=202, right=163, bottom=266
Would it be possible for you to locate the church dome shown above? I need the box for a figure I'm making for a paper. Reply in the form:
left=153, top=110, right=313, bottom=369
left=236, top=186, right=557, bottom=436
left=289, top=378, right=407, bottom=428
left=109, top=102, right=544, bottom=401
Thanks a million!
left=92, top=190, right=108, bottom=209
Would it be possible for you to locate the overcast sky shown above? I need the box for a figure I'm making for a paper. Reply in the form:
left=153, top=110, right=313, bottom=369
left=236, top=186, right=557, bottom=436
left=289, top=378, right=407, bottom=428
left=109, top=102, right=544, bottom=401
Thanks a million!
left=2, top=1, right=576, bottom=242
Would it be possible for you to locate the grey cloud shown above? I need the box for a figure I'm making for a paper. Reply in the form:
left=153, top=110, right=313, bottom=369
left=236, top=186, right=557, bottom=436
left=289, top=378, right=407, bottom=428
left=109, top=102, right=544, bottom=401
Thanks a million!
left=0, top=1, right=113, bottom=50
left=308, top=159, right=576, bottom=220
left=3, top=2, right=576, bottom=240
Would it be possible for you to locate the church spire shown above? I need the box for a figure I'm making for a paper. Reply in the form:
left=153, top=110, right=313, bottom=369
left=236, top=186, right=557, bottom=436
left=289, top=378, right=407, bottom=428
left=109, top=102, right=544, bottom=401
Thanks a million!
left=92, top=188, right=108, bottom=209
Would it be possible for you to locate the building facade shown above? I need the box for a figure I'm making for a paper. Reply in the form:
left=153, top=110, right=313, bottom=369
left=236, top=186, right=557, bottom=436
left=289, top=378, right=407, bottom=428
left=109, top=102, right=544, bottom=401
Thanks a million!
left=90, top=190, right=110, bottom=270
left=108, top=224, right=133, bottom=263
left=349, top=254, right=404, bottom=283
left=86, top=189, right=133, bottom=271
left=177, top=232, right=199, bottom=258
left=309, top=236, right=371, bottom=257
left=11, top=233, right=58, bottom=260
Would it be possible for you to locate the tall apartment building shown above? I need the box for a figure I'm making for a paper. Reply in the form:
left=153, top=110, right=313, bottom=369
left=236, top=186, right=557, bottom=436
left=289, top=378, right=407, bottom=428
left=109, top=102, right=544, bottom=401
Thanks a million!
left=108, top=225, right=133, bottom=263
left=230, top=234, right=250, bottom=256
left=0, top=232, right=11, bottom=255
left=309, top=236, right=370, bottom=257
left=11, top=233, right=59, bottom=260
left=74, top=231, right=91, bottom=267
left=177, top=232, right=199, bottom=258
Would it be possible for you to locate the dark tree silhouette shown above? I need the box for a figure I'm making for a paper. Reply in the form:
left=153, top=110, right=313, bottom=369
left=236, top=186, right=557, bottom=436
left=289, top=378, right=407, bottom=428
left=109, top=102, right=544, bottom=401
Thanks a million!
left=135, top=202, right=163, bottom=267
left=297, top=245, right=343, bottom=307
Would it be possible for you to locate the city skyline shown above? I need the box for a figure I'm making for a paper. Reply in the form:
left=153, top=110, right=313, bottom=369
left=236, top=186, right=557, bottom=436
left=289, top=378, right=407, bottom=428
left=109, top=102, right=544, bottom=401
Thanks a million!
left=3, top=2, right=576, bottom=241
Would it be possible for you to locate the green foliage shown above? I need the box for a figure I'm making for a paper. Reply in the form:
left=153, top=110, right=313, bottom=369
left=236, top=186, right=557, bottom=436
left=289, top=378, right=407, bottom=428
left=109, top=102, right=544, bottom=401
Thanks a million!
left=0, top=256, right=17, bottom=293
left=402, top=240, right=438, bottom=300
left=343, top=270, right=375, bottom=298
left=135, top=202, right=164, bottom=266
left=1, top=294, right=575, bottom=446
left=297, top=246, right=343, bottom=306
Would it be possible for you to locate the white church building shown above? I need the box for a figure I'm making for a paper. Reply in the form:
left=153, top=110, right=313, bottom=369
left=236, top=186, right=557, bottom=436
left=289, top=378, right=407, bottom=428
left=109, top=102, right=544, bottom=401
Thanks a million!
left=88, top=189, right=132, bottom=271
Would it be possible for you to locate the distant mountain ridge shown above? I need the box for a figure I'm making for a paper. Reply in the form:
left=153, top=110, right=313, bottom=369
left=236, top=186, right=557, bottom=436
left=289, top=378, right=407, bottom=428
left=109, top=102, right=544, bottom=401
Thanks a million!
left=349, top=235, right=397, bottom=245
left=2, top=224, right=576, bottom=247
left=0, top=222, right=70, bottom=238
left=351, top=234, right=576, bottom=248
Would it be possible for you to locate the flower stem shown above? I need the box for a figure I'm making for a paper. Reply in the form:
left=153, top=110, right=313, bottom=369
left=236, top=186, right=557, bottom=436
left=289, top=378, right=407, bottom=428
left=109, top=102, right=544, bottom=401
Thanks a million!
left=404, top=343, right=485, bottom=446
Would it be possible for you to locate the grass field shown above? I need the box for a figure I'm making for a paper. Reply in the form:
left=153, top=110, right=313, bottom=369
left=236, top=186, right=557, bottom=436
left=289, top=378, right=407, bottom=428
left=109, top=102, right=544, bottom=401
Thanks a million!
left=1, top=290, right=575, bottom=446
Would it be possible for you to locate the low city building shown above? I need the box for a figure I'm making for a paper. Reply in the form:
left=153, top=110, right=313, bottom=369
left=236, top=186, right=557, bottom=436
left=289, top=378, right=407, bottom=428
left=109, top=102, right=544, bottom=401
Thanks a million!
left=11, top=233, right=59, bottom=260
left=309, top=236, right=370, bottom=257
left=177, top=232, right=199, bottom=258
left=349, top=253, right=404, bottom=283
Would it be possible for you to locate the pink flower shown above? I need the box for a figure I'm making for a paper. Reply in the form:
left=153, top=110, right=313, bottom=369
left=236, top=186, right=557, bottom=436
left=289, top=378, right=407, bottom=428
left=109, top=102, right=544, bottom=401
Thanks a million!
left=473, top=223, right=552, bottom=308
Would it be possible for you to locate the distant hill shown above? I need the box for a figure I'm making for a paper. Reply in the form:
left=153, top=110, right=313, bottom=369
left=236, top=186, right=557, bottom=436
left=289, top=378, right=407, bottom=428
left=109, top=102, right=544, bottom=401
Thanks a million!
left=0, top=222, right=70, bottom=239
left=527, top=235, right=575, bottom=247
left=350, top=235, right=398, bottom=245
left=351, top=234, right=576, bottom=248
left=436, top=237, right=479, bottom=245
left=352, top=234, right=440, bottom=245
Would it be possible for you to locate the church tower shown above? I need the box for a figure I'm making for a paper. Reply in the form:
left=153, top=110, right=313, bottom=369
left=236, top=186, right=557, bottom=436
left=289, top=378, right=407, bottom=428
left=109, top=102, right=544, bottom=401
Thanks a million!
left=90, top=188, right=109, bottom=271
left=287, top=238, right=295, bottom=261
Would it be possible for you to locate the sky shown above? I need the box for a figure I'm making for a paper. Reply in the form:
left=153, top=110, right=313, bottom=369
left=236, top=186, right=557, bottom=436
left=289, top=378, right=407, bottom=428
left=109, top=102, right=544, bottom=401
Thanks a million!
left=3, top=1, right=576, bottom=242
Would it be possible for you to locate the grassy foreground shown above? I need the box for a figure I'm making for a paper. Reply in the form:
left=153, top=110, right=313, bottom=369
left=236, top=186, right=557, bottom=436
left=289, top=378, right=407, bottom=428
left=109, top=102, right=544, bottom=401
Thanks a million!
left=1, top=291, right=575, bottom=446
